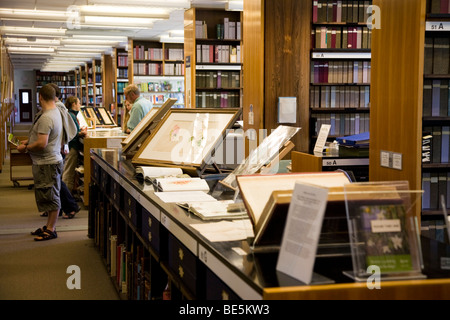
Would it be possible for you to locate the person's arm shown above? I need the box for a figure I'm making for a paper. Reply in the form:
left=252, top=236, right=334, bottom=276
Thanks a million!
left=26, top=133, right=49, bottom=152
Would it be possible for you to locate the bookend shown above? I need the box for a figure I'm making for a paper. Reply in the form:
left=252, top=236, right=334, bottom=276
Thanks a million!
left=343, top=181, right=426, bottom=282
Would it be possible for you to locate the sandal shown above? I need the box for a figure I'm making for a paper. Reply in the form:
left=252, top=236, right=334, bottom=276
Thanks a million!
left=63, top=206, right=81, bottom=219
left=40, top=211, right=48, bottom=217
left=31, top=226, right=47, bottom=235
left=34, top=229, right=57, bottom=241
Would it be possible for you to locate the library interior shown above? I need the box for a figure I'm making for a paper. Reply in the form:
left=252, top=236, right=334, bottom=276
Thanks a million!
left=1, top=0, right=450, bottom=302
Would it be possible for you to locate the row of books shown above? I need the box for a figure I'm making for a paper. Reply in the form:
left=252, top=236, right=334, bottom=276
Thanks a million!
left=312, top=0, right=372, bottom=24
left=196, top=19, right=241, bottom=40
left=423, top=126, right=450, bottom=164
left=133, top=63, right=163, bottom=76
left=310, top=85, right=370, bottom=109
left=117, top=52, right=128, bottom=67
left=422, top=172, right=450, bottom=210
left=311, top=60, right=371, bottom=84
left=60, top=87, right=76, bottom=95
left=136, top=80, right=184, bottom=93
left=312, top=112, right=370, bottom=136
left=196, top=91, right=240, bottom=109
left=421, top=220, right=448, bottom=243
left=36, top=73, right=75, bottom=81
left=141, top=92, right=184, bottom=105
left=423, top=79, right=450, bottom=117
left=424, top=36, right=450, bottom=75
left=195, top=71, right=240, bottom=89
left=430, top=0, right=450, bottom=14
left=117, top=68, right=128, bottom=79
left=133, top=46, right=185, bottom=61
left=117, top=82, right=128, bottom=94
left=312, top=26, right=372, bottom=49
left=164, top=63, right=184, bottom=76
left=196, top=44, right=242, bottom=64
left=37, top=81, right=75, bottom=87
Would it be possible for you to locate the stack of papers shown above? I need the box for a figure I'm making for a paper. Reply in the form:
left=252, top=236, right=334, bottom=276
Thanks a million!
left=177, top=200, right=248, bottom=221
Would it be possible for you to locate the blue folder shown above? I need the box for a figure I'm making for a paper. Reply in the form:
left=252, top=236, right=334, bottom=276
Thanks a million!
left=336, top=131, right=369, bottom=147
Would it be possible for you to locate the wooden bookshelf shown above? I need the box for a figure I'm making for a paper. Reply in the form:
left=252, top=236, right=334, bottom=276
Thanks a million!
left=421, top=0, right=450, bottom=222
left=184, top=7, right=242, bottom=109
left=128, top=39, right=185, bottom=109
left=35, top=71, right=76, bottom=106
left=113, top=47, right=129, bottom=126
left=310, top=1, right=372, bottom=152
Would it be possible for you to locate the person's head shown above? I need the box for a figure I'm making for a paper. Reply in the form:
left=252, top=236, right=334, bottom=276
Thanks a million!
left=39, top=84, right=56, bottom=106
left=124, top=84, right=140, bottom=104
left=49, top=83, right=61, bottom=101
left=124, top=100, right=132, bottom=111
left=65, top=96, right=81, bottom=111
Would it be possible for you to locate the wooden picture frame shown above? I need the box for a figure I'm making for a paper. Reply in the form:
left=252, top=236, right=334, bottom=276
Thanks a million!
left=77, top=107, right=92, bottom=129
left=121, top=98, right=177, bottom=155
left=132, top=108, right=241, bottom=170
left=84, top=107, right=101, bottom=126
left=97, top=107, right=116, bottom=126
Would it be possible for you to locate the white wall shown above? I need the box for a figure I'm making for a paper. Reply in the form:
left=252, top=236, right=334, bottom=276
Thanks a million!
left=13, top=70, right=37, bottom=123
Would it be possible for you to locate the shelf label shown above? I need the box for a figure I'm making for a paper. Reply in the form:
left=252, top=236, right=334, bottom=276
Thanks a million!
left=426, top=21, right=450, bottom=31
left=312, top=52, right=371, bottom=59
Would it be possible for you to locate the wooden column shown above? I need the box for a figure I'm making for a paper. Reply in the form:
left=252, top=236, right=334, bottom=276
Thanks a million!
left=370, top=0, right=426, bottom=219
left=102, top=54, right=114, bottom=111
left=243, top=0, right=310, bottom=153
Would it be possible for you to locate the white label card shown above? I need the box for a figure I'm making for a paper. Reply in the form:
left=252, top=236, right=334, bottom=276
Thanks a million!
left=314, top=124, right=331, bottom=154
left=276, top=182, right=329, bottom=284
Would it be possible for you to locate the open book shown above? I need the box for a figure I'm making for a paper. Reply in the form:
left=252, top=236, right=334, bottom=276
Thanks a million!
left=236, top=172, right=351, bottom=249
left=177, top=200, right=248, bottom=221
left=135, top=166, right=184, bottom=182
left=8, top=133, right=20, bottom=147
left=156, top=177, right=210, bottom=193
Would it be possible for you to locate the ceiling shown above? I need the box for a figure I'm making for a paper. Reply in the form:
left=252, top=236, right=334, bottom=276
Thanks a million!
left=0, top=0, right=243, bottom=72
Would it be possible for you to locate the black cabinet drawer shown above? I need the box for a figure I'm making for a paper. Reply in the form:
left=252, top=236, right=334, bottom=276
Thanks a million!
left=110, top=179, right=121, bottom=209
left=205, top=268, right=240, bottom=300
left=168, top=234, right=198, bottom=296
left=141, top=207, right=160, bottom=254
left=123, top=190, right=138, bottom=227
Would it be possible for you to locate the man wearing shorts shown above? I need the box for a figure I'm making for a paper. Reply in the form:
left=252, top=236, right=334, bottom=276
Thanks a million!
left=17, top=84, right=63, bottom=241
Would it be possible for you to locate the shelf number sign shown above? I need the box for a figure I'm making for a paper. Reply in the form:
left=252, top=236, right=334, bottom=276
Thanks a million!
left=426, top=22, right=450, bottom=31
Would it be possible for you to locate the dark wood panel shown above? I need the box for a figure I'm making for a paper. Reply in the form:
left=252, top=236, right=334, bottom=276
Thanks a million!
left=264, top=0, right=311, bottom=153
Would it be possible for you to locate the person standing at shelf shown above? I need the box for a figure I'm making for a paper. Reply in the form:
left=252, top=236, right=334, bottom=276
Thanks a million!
left=62, top=96, right=87, bottom=216
left=122, top=100, right=132, bottom=133
left=17, top=84, right=63, bottom=241
left=124, top=84, right=153, bottom=133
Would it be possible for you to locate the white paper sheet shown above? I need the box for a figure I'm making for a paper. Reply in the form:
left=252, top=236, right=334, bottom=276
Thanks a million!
left=154, top=191, right=216, bottom=203
left=190, top=220, right=254, bottom=242
left=276, top=182, right=329, bottom=284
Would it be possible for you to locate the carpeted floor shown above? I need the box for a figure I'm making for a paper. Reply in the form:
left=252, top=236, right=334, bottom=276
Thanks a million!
left=0, top=139, right=119, bottom=300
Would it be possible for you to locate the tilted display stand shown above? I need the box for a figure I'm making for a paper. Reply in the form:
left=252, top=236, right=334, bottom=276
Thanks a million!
left=121, top=98, right=177, bottom=157
left=343, top=181, right=426, bottom=282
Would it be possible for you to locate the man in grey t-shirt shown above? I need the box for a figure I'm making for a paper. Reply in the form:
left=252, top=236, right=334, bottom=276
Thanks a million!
left=17, top=84, right=63, bottom=241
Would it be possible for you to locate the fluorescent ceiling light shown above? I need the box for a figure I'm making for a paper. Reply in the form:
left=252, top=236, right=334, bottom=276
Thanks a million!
left=87, top=0, right=190, bottom=8
left=4, top=38, right=61, bottom=46
left=84, top=15, right=156, bottom=26
left=226, top=0, right=243, bottom=11
left=61, top=39, right=121, bottom=45
left=8, top=46, right=55, bottom=53
left=61, top=44, right=112, bottom=49
left=69, top=35, right=128, bottom=41
left=159, top=35, right=184, bottom=43
left=169, top=30, right=184, bottom=37
left=80, top=5, right=170, bottom=18
left=0, top=26, right=66, bottom=36
left=0, top=8, right=71, bottom=22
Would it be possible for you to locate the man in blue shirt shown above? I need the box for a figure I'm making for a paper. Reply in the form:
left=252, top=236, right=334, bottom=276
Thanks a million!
left=124, top=84, right=153, bottom=133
